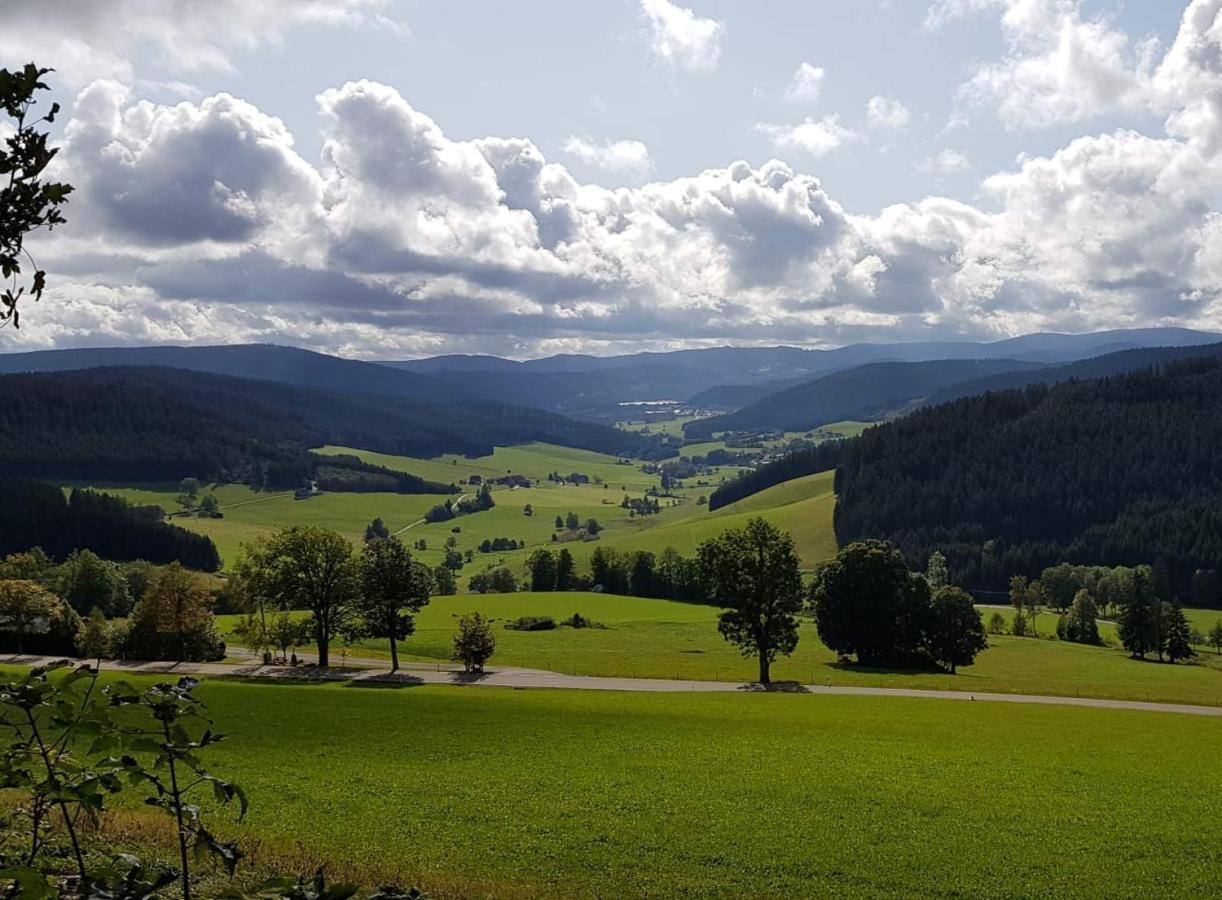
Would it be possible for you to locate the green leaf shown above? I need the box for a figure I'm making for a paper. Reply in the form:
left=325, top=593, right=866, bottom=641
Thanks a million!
left=0, top=867, right=56, bottom=900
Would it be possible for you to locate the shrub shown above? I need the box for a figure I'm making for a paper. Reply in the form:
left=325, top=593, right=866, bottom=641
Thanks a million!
left=988, top=611, right=1007, bottom=635
left=560, top=612, right=605, bottom=629
left=505, top=615, right=556, bottom=632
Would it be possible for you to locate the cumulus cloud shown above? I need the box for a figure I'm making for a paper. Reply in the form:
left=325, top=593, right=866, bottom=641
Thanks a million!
left=757, top=116, right=859, bottom=158
left=931, top=0, right=1159, bottom=130
left=865, top=95, right=911, bottom=131
left=639, top=0, right=724, bottom=74
left=784, top=63, right=826, bottom=104
left=0, top=0, right=406, bottom=89
left=561, top=136, right=653, bottom=180
left=9, top=1, right=1222, bottom=356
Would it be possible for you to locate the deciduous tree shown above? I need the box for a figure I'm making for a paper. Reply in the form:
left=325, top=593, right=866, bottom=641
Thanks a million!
left=243, top=527, right=360, bottom=667
left=127, top=562, right=221, bottom=662
left=809, top=540, right=929, bottom=666
left=698, top=518, right=803, bottom=684
left=452, top=611, right=495, bottom=672
left=924, top=586, right=987, bottom=674
left=0, top=579, right=58, bottom=653
left=357, top=538, right=431, bottom=672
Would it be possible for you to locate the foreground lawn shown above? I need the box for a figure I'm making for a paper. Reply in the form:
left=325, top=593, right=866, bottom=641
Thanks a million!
left=112, top=680, right=1222, bottom=898
left=220, top=592, right=1222, bottom=706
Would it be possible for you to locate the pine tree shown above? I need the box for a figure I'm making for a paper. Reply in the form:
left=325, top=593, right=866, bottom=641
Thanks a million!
left=1119, top=586, right=1153, bottom=655
left=1164, top=603, right=1194, bottom=663
left=555, top=549, right=575, bottom=591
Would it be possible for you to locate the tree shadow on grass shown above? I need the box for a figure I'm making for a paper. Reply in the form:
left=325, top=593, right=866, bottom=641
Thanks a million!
left=821, top=660, right=985, bottom=681
left=345, top=672, right=428, bottom=689
left=448, top=670, right=493, bottom=685
left=736, top=681, right=810, bottom=693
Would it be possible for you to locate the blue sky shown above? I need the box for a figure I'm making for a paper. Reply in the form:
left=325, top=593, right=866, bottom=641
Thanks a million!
left=1, top=1, right=1220, bottom=358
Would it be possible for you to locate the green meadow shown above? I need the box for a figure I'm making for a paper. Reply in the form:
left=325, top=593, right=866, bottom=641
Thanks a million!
left=312, top=446, right=837, bottom=573
left=220, top=591, right=1222, bottom=706
left=316, top=442, right=659, bottom=490
left=88, top=676, right=1222, bottom=899
left=67, top=482, right=440, bottom=569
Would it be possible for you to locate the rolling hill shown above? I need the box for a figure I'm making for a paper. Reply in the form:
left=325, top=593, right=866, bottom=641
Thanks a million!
left=829, top=356, right=1222, bottom=596
left=0, top=366, right=674, bottom=484
left=684, top=358, right=1045, bottom=438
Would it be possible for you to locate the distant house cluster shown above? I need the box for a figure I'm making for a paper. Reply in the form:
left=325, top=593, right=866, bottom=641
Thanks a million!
left=465, top=473, right=530, bottom=488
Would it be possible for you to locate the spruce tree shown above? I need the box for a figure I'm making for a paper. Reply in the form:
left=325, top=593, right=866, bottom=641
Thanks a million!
left=1164, top=603, right=1194, bottom=663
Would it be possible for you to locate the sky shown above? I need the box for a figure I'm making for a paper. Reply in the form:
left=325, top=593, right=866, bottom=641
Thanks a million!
left=1, top=0, right=1221, bottom=359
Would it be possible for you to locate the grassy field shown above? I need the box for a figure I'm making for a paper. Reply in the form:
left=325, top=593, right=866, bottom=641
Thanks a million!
left=311, top=446, right=839, bottom=574
left=317, top=443, right=659, bottom=490
left=587, top=470, right=837, bottom=567
left=68, top=482, right=439, bottom=568
left=220, top=591, right=1222, bottom=706
left=79, top=675, right=1222, bottom=898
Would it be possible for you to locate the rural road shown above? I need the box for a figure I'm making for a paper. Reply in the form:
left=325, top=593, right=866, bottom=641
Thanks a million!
left=4, top=653, right=1220, bottom=718
left=391, top=492, right=470, bottom=536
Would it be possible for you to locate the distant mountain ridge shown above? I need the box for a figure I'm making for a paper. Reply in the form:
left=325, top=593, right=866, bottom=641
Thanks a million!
left=2, top=328, right=1218, bottom=423
left=684, top=358, right=1049, bottom=439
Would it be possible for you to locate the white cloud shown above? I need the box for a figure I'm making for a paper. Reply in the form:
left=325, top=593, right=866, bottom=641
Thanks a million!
left=639, top=0, right=724, bottom=74
left=0, top=0, right=405, bottom=88
left=914, top=149, right=971, bottom=174
left=757, top=116, right=859, bottom=158
left=561, top=136, right=653, bottom=180
left=11, top=1, right=1222, bottom=356
left=784, top=63, right=826, bottom=104
left=933, top=0, right=1155, bottom=130
left=865, top=95, right=911, bottom=130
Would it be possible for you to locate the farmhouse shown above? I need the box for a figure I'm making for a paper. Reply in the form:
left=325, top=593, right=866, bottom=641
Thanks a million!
left=492, top=474, right=531, bottom=488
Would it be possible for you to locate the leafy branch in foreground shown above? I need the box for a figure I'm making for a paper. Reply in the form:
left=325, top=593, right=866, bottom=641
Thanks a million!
left=104, top=677, right=247, bottom=900
left=0, top=63, right=72, bottom=329
left=0, top=666, right=428, bottom=899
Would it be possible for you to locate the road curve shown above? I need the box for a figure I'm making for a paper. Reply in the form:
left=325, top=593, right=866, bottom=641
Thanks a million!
left=4, top=654, right=1220, bottom=718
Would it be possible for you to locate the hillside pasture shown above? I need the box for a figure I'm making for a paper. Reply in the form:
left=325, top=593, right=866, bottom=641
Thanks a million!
left=316, top=442, right=659, bottom=490
left=66, top=482, right=439, bottom=568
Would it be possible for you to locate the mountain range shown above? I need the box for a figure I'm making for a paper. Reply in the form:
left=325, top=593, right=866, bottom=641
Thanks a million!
left=2, top=327, right=1220, bottom=431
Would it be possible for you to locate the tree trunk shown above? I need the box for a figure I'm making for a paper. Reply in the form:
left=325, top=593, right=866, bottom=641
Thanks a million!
left=389, top=638, right=399, bottom=673
left=758, top=655, right=770, bottom=685
left=949, top=659, right=956, bottom=674
left=317, top=638, right=329, bottom=668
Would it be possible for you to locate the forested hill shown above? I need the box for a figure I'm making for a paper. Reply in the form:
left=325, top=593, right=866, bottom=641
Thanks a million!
left=685, top=358, right=1044, bottom=438
left=0, top=367, right=674, bottom=483
left=923, top=341, right=1222, bottom=406
left=832, top=357, right=1222, bottom=594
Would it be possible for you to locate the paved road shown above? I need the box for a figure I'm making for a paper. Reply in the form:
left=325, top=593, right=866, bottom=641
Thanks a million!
left=4, top=654, right=1219, bottom=718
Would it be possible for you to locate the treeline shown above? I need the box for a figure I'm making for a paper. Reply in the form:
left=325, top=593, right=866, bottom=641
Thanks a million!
left=312, top=454, right=455, bottom=494
left=524, top=545, right=708, bottom=602
left=0, top=548, right=225, bottom=660
left=834, top=358, right=1222, bottom=596
left=0, top=479, right=221, bottom=571
left=709, top=441, right=845, bottom=510
left=0, top=366, right=675, bottom=485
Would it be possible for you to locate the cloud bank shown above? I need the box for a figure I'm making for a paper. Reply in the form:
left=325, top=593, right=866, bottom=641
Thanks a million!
left=4, top=0, right=1222, bottom=359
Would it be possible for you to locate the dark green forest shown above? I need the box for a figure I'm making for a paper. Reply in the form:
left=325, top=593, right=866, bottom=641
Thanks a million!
left=715, top=357, right=1222, bottom=601
left=0, top=479, right=221, bottom=570
left=837, top=358, right=1222, bottom=598
left=0, top=366, right=676, bottom=484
